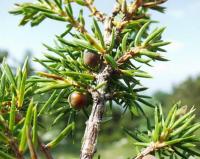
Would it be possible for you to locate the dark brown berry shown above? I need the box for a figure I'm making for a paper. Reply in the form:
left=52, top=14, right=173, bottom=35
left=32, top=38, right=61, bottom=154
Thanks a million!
left=83, top=51, right=100, bottom=68
left=69, top=92, right=88, bottom=110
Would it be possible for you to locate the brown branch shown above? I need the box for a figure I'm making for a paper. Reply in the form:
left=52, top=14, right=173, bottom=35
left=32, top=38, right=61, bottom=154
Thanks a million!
left=134, top=142, right=165, bottom=159
left=80, top=0, right=168, bottom=158
left=129, top=0, right=167, bottom=17
left=80, top=1, right=143, bottom=158
left=84, top=0, right=106, bottom=22
left=115, top=14, right=147, bottom=35
left=115, top=0, right=167, bottom=32
left=27, top=128, right=38, bottom=159
left=117, top=47, right=141, bottom=65
left=80, top=65, right=113, bottom=159
left=128, top=0, right=143, bottom=18
left=134, top=144, right=155, bottom=159
left=38, top=138, right=53, bottom=159
left=80, top=11, right=116, bottom=158
left=113, top=0, right=145, bottom=37
left=143, top=0, right=167, bottom=8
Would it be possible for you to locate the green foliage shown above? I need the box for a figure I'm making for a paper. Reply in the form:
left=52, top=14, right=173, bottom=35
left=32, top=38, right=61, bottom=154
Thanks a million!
left=19, top=99, right=35, bottom=153
left=46, top=122, right=74, bottom=148
left=0, top=0, right=199, bottom=158
left=9, top=0, right=170, bottom=120
left=126, top=102, right=200, bottom=158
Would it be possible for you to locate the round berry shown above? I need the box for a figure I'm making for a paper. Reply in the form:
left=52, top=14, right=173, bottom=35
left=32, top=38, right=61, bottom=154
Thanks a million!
left=69, top=92, right=88, bottom=110
left=83, top=51, right=100, bottom=68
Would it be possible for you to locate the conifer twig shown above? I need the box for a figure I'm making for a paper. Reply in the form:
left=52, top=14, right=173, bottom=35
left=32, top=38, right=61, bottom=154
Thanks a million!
left=80, top=1, right=148, bottom=158
left=143, top=0, right=167, bottom=8
left=27, top=128, right=38, bottom=159
left=80, top=65, right=113, bottom=159
left=38, top=138, right=53, bottom=159
left=117, top=47, right=141, bottom=65
left=133, top=142, right=165, bottom=159
left=84, top=0, right=106, bottom=22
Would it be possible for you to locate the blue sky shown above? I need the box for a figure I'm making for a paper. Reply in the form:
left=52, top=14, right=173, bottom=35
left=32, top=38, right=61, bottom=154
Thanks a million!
left=0, top=0, right=200, bottom=93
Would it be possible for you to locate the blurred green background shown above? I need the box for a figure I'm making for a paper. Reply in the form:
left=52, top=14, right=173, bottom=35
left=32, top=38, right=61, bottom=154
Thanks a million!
left=1, top=0, right=200, bottom=158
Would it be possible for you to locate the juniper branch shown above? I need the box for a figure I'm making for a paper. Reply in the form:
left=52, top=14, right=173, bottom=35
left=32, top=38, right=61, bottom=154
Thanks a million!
left=8, top=0, right=174, bottom=159
left=80, top=65, right=113, bottom=159
left=26, top=128, right=38, bottom=159
left=133, top=142, right=165, bottom=159
left=83, top=0, right=106, bottom=22
left=80, top=0, right=168, bottom=158
left=38, top=138, right=53, bottom=159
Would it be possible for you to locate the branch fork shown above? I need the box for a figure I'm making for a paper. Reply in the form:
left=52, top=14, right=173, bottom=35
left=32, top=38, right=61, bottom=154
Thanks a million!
left=134, top=142, right=166, bottom=159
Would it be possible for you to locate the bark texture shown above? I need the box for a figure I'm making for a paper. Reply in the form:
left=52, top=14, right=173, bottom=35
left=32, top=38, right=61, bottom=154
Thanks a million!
left=134, top=146, right=155, bottom=159
left=134, top=142, right=165, bottom=159
left=80, top=66, right=112, bottom=159
left=80, top=16, right=113, bottom=159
